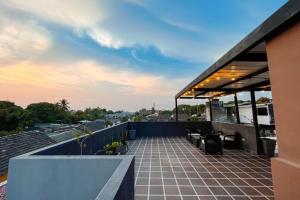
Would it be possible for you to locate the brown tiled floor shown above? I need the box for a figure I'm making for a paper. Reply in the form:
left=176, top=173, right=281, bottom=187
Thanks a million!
left=128, top=137, right=273, bottom=200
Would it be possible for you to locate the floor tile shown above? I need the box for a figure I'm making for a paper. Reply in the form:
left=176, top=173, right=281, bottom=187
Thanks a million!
left=130, top=137, right=273, bottom=200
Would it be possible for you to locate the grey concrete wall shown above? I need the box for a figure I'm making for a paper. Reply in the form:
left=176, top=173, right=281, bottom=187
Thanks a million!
left=129, top=122, right=212, bottom=137
left=7, top=156, right=134, bottom=200
left=212, top=122, right=257, bottom=154
left=95, top=156, right=134, bottom=200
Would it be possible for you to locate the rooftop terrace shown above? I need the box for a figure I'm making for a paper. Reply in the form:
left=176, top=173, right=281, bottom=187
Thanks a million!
left=129, top=137, right=273, bottom=200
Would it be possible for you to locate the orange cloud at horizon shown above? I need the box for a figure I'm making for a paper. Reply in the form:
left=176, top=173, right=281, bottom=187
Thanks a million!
left=0, top=60, right=185, bottom=111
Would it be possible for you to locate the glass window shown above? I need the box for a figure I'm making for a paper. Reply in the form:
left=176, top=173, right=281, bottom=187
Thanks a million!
left=257, top=107, right=268, bottom=116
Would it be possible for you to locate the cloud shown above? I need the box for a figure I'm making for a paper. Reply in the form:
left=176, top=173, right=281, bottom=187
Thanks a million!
left=0, top=15, right=51, bottom=66
left=1, top=0, right=106, bottom=30
left=1, top=0, right=227, bottom=63
left=87, top=29, right=125, bottom=49
left=162, top=18, right=203, bottom=33
left=0, top=59, right=186, bottom=96
left=0, top=59, right=190, bottom=110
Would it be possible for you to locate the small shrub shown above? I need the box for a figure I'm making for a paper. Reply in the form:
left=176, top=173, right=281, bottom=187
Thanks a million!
left=104, top=141, right=122, bottom=155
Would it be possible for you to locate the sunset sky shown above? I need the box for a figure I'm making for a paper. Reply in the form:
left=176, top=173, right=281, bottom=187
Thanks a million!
left=0, top=0, right=286, bottom=111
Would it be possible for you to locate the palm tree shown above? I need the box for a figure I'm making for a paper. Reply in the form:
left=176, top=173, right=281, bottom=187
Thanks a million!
left=58, top=99, right=70, bottom=111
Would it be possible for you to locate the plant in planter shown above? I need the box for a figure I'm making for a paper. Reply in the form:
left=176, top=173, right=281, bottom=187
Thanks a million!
left=72, top=126, right=92, bottom=155
left=104, top=141, right=121, bottom=155
left=120, top=131, right=129, bottom=150
left=104, top=141, right=128, bottom=155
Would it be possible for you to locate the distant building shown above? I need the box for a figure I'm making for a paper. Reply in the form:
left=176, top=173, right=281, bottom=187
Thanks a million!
left=105, top=112, right=133, bottom=120
left=79, top=119, right=105, bottom=132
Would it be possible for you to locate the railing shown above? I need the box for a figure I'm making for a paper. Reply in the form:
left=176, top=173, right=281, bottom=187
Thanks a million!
left=7, top=123, right=133, bottom=200
left=28, top=121, right=214, bottom=155
left=21, top=121, right=260, bottom=156
left=129, top=121, right=212, bottom=137
left=212, top=122, right=258, bottom=154
left=30, top=122, right=128, bottom=156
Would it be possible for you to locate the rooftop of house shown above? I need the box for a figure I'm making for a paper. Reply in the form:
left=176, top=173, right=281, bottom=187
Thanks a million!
left=0, top=131, right=56, bottom=176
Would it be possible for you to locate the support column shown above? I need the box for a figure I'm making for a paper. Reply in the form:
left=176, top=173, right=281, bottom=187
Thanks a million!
left=209, top=99, right=213, bottom=121
left=175, top=98, right=178, bottom=122
left=266, top=19, right=300, bottom=200
left=234, top=93, right=240, bottom=124
left=250, top=90, right=263, bottom=155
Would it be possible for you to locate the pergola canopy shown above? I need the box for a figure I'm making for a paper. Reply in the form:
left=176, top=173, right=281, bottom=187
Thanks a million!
left=176, top=0, right=300, bottom=99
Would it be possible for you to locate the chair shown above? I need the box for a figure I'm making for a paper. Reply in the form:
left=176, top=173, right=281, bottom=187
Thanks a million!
left=191, top=134, right=200, bottom=147
left=223, top=132, right=243, bottom=149
left=186, top=128, right=200, bottom=143
left=200, top=134, right=223, bottom=155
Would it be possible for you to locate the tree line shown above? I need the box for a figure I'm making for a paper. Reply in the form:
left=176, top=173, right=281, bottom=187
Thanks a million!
left=0, top=99, right=114, bottom=136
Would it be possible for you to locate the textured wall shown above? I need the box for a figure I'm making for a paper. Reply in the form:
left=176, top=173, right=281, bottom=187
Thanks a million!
left=267, top=19, right=300, bottom=200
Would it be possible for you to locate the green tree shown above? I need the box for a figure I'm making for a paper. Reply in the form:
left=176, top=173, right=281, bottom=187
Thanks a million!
left=160, top=110, right=173, bottom=115
left=26, top=102, right=58, bottom=123
left=83, top=107, right=106, bottom=120
left=26, top=101, right=72, bottom=124
left=120, top=116, right=129, bottom=122
left=133, top=115, right=143, bottom=122
left=57, top=99, right=70, bottom=111
left=105, top=120, right=113, bottom=127
left=0, top=101, right=33, bottom=132
left=256, top=97, right=271, bottom=104
left=174, top=104, right=205, bottom=116
left=72, top=110, right=87, bottom=123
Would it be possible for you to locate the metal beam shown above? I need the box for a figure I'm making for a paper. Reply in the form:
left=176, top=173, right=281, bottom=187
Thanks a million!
left=194, top=80, right=271, bottom=99
left=195, top=67, right=269, bottom=97
left=179, top=96, right=208, bottom=99
left=194, top=86, right=270, bottom=93
left=220, top=67, right=268, bottom=88
left=235, top=53, right=267, bottom=62
left=240, top=80, right=270, bottom=91
left=234, top=93, right=240, bottom=124
left=250, top=90, right=263, bottom=155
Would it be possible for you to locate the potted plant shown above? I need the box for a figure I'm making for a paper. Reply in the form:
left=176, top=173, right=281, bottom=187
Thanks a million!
left=116, top=142, right=127, bottom=155
left=104, top=141, right=127, bottom=155
left=121, top=131, right=129, bottom=150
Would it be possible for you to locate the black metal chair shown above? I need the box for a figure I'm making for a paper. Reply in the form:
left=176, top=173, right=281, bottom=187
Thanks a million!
left=200, top=134, right=223, bottom=155
left=186, top=128, right=200, bottom=143
left=191, top=134, right=201, bottom=147
left=223, top=132, right=243, bottom=149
